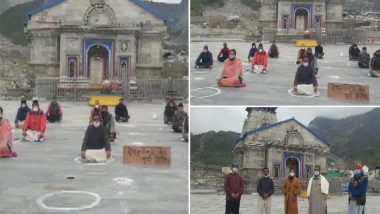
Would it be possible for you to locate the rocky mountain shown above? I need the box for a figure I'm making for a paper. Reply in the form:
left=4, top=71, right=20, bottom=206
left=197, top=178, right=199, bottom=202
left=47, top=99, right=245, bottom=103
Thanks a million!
left=191, top=131, right=240, bottom=166
left=309, top=108, right=380, bottom=168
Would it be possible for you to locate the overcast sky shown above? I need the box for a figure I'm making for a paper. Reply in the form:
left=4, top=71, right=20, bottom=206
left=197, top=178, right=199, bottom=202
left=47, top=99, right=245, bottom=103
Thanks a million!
left=190, top=107, right=375, bottom=134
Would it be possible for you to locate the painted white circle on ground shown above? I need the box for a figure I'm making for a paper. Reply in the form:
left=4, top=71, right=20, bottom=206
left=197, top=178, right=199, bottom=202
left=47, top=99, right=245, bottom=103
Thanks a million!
left=113, top=177, right=134, bottom=186
left=193, top=77, right=205, bottom=80
left=192, top=71, right=207, bottom=74
left=190, top=87, right=222, bottom=99
left=328, top=75, right=341, bottom=79
left=74, top=157, right=115, bottom=166
left=36, top=191, right=101, bottom=211
left=288, top=89, right=320, bottom=98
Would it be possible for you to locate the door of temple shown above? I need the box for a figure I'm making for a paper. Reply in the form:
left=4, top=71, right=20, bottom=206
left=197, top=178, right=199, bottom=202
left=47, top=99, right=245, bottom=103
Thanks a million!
left=87, top=45, right=109, bottom=85
left=286, top=157, right=300, bottom=177
left=295, top=8, right=308, bottom=32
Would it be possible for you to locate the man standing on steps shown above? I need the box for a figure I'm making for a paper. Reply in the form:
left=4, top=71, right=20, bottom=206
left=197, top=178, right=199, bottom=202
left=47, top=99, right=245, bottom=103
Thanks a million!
left=257, top=167, right=274, bottom=214
left=224, top=162, right=244, bottom=214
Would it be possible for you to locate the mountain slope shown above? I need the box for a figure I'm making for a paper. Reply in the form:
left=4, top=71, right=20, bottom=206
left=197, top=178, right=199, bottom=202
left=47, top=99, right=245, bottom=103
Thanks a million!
left=309, top=108, right=380, bottom=168
left=191, top=131, right=240, bottom=166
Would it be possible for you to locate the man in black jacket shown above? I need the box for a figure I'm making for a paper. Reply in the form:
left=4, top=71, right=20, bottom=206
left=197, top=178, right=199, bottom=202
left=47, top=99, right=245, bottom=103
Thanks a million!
left=257, top=167, right=274, bottom=214
left=293, top=57, right=318, bottom=95
left=195, top=45, right=213, bottom=69
left=81, top=114, right=111, bottom=162
left=115, top=98, right=130, bottom=122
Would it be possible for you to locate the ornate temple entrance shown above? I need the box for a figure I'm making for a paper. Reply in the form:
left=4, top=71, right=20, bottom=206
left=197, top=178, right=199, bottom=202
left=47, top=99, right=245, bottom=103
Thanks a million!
left=286, top=157, right=300, bottom=177
left=87, top=45, right=109, bottom=84
left=295, top=8, right=309, bottom=32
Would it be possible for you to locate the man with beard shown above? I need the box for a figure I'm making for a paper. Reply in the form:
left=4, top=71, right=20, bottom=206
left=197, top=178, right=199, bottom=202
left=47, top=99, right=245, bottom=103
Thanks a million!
left=218, top=49, right=246, bottom=87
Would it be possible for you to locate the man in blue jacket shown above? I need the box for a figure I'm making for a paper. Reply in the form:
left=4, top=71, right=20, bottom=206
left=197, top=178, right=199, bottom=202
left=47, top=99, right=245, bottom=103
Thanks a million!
left=348, top=163, right=368, bottom=214
left=15, top=99, right=31, bottom=128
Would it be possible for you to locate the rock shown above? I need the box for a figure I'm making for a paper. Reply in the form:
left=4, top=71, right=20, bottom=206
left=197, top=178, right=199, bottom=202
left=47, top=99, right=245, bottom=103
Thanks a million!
left=227, top=15, right=240, bottom=22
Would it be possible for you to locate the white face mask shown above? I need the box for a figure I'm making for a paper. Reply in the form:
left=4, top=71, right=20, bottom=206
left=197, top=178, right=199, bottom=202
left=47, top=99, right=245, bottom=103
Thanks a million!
left=21, top=104, right=26, bottom=107
left=33, top=107, right=38, bottom=112
left=314, top=171, right=320, bottom=177
left=229, top=55, right=236, bottom=59
left=289, top=172, right=295, bottom=177
left=232, top=167, right=238, bottom=173
left=93, top=122, right=101, bottom=128
left=95, top=105, right=99, bottom=109
left=259, top=49, right=263, bottom=53
left=303, top=63, right=309, bottom=67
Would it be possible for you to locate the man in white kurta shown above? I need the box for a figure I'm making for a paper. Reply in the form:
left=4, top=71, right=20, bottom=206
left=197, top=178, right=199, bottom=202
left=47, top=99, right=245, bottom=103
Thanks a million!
left=307, top=166, right=329, bottom=214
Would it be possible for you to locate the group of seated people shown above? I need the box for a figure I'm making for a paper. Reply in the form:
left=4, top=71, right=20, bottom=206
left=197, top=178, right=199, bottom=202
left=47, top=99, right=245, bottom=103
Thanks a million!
left=164, top=100, right=189, bottom=141
left=353, top=44, right=380, bottom=77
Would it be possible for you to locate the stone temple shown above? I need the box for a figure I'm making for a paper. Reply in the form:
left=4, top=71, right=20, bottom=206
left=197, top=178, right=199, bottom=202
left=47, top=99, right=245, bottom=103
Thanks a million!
left=233, top=107, right=330, bottom=180
left=259, top=0, right=343, bottom=33
left=25, top=0, right=168, bottom=84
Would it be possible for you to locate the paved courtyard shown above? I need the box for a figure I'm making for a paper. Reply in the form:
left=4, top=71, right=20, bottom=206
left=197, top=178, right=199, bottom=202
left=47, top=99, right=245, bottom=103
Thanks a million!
left=191, top=193, right=380, bottom=214
left=191, top=42, right=380, bottom=105
left=0, top=101, right=188, bottom=213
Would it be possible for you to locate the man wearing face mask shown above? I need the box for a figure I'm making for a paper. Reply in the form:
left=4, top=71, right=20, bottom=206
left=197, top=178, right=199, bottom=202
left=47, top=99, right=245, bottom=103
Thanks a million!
left=293, top=57, right=318, bottom=95
left=248, top=42, right=258, bottom=62
left=100, top=105, right=116, bottom=142
left=349, top=43, right=361, bottom=61
left=348, top=163, right=368, bottom=214
left=369, top=49, right=380, bottom=77
left=81, top=114, right=111, bottom=162
left=283, top=168, right=301, bottom=214
left=307, top=166, right=329, bottom=214
left=218, top=49, right=246, bottom=87
left=0, top=107, right=17, bottom=158
left=296, top=47, right=307, bottom=64
left=224, top=162, right=244, bottom=214
left=252, top=44, right=269, bottom=74
left=195, top=45, right=213, bottom=69
left=257, top=167, right=274, bottom=214
left=315, top=42, right=324, bottom=59
left=14, top=98, right=31, bottom=128
left=22, top=100, right=47, bottom=142
left=89, top=100, right=102, bottom=123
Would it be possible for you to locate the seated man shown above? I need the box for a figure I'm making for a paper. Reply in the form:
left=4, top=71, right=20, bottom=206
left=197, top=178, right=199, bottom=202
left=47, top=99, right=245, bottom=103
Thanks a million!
left=89, top=100, right=101, bottom=123
left=369, top=49, right=380, bottom=77
left=268, top=43, right=279, bottom=58
left=349, top=44, right=361, bottom=61
left=22, top=100, right=47, bottom=142
left=172, top=103, right=187, bottom=133
left=306, top=48, right=319, bottom=75
left=46, top=96, right=62, bottom=123
left=15, top=98, right=31, bottom=129
left=252, top=44, right=269, bottom=74
left=218, top=49, right=246, bottom=87
left=248, top=43, right=258, bottom=62
left=358, top=47, right=370, bottom=68
left=217, top=43, right=230, bottom=62
left=81, top=114, right=111, bottom=162
left=100, top=105, right=116, bottom=142
left=195, top=45, right=213, bottom=69
left=296, top=47, right=306, bottom=64
left=115, top=98, right=130, bottom=122
left=315, top=42, right=324, bottom=59
left=164, top=99, right=177, bottom=124
left=293, top=57, right=318, bottom=95
left=0, top=107, right=17, bottom=158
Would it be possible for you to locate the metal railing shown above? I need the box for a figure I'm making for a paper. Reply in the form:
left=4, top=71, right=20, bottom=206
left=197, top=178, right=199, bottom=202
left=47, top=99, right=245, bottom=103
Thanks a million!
left=35, top=77, right=188, bottom=103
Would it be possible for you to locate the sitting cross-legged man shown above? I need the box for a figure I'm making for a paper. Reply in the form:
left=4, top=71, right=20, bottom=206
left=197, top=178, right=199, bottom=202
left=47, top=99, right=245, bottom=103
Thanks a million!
left=81, top=114, right=111, bottom=162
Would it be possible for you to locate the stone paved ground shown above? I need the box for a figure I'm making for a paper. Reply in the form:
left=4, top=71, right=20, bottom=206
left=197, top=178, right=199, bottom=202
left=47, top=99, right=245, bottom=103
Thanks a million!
left=0, top=101, right=188, bottom=214
left=191, top=193, right=380, bottom=214
left=191, top=42, right=380, bottom=105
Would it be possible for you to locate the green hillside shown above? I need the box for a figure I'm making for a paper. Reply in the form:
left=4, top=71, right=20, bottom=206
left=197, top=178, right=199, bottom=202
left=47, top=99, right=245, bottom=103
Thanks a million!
left=191, top=0, right=259, bottom=15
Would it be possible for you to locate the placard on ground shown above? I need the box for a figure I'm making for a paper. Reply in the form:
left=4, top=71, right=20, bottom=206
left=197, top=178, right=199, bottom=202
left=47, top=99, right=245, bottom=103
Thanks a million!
left=327, top=83, right=369, bottom=101
left=123, top=145, right=171, bottom=166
